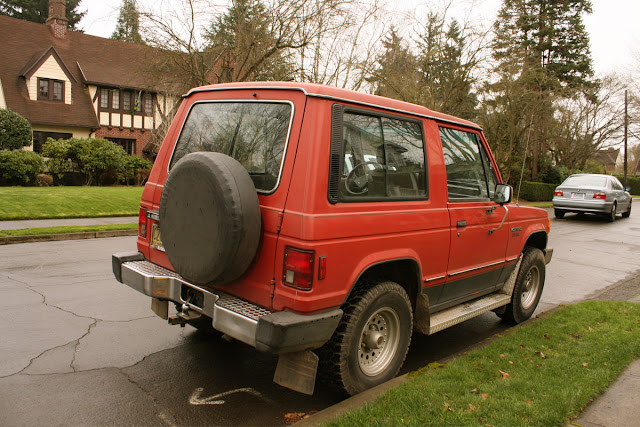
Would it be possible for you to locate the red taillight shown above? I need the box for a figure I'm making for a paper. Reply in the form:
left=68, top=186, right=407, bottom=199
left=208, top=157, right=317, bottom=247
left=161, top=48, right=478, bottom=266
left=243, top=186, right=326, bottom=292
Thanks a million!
left=593, top=192, right=607, bottom=200
left=138, top=207, right=147, bottom=237
left=554, top=191, right=563, bottom=197
left=283, top=247, right=314, bottom=290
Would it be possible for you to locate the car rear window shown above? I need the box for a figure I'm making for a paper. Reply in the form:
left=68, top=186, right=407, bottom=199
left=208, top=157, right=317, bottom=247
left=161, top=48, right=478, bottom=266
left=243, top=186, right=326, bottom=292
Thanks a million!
left=563, top=175, right=607, bottom=188
left=170, top=101, right=293, bottom=193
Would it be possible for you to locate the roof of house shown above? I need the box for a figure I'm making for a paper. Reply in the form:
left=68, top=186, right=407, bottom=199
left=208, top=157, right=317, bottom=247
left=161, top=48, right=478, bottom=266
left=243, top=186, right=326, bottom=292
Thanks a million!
left=0, top=15, right=173, bottom=129
left=593, top=148, right=620, bottom=166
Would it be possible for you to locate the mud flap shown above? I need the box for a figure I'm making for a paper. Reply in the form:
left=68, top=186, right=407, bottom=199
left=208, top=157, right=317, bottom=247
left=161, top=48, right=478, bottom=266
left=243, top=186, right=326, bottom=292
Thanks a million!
left=273, top=350, right=319, bottom=395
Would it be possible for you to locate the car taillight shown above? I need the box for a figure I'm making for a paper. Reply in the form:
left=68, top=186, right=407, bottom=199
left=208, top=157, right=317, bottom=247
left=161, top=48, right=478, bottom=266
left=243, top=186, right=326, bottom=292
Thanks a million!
left=593, top=193, right=607, bottom=200
left=138, top=207, right=148, bottom=237
left=554, top=191, right=563, bottom=197
left=283, top=247, right=314, bottom=290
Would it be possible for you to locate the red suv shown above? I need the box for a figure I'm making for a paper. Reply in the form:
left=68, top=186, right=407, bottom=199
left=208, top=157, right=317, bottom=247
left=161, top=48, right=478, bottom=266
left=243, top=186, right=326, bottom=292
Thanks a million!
left=113, top=82, right=552, bottom=395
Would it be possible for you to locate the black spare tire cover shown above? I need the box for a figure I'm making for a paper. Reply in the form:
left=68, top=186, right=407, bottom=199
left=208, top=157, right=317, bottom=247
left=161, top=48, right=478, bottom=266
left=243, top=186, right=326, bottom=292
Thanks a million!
left=159, top=152, right=261, bottom=285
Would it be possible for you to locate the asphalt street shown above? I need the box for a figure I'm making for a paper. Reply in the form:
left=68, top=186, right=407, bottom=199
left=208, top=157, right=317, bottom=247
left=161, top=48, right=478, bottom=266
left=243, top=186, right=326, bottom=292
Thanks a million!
left=1, top=208, right=639, bottom=425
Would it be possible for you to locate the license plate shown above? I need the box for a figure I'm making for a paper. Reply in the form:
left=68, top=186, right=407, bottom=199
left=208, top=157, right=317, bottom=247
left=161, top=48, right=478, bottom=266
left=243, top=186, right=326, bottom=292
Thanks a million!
left=151, top=224, right=165, bottom=252
left=571, top=193, right=585, bottom=200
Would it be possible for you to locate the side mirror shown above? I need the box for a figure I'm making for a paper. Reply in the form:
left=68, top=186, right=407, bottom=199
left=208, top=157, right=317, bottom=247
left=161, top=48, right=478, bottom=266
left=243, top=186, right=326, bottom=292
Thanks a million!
left=626, top=187, right=631, bottom=192
left=494, top=184, right=512, bottom=205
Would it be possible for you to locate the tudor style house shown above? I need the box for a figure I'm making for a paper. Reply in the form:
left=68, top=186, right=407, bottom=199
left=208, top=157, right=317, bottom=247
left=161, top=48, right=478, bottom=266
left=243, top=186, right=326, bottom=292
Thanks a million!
left=0, top=0, right=178, bottom=159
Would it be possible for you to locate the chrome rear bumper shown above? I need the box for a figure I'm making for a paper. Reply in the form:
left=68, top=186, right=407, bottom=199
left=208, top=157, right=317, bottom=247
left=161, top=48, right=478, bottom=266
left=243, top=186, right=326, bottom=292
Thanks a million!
left=112, top=251, right=342, bottom=354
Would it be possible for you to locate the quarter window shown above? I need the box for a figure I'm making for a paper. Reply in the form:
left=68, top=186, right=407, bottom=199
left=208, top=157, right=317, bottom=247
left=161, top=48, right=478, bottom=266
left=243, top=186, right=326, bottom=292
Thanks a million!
left=440, top=127, right=498, bottom=201
left=338, top=111, right=426, bottom=200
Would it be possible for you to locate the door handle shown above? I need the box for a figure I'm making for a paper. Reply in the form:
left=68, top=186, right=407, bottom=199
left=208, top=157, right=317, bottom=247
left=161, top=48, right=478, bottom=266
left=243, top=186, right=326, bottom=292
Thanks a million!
left=457, top=220, right=467, bottom=228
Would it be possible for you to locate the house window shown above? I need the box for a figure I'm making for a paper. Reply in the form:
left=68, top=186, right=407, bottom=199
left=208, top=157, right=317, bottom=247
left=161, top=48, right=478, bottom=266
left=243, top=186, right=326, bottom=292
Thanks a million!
left=100, top=89, right=110, bottom=109
left=33, top=131, right=72, bottom=154
left=144, top=93, right=153, bottom=114
left=37, top=78, right=64, bottom=102
left=123, top=90, right=131, bottom=111
left=112, top=90, right=120, bottom=110
left=107, top=137, right=136, bottom=155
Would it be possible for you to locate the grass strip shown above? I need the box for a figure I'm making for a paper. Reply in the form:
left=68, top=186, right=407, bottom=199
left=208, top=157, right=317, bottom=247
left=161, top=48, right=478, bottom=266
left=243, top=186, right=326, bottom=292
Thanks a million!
left=326, top=301, right=640, bottom=427
left=0, top=223, right=137, bottom=237
left=0, top=187, right=143, bottom=220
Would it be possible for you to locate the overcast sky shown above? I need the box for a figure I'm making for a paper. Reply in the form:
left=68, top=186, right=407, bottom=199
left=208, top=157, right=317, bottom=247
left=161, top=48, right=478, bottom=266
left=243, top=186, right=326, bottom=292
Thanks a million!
left=78, top=0, right=639, bottom=76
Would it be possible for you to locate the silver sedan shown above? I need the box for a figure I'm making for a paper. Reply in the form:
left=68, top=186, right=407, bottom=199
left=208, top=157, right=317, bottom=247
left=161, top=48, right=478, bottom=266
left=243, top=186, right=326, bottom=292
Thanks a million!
left=552, top=174, right=632, bottom=222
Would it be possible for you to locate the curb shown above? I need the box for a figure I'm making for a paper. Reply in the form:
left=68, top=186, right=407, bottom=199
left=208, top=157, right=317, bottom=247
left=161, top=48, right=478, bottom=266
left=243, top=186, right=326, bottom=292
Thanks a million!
left=0, top=229, right=137, bottom=245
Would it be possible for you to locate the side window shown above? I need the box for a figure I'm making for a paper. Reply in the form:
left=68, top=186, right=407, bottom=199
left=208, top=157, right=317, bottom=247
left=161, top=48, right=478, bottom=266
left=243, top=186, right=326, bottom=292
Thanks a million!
left=612, top=178, right=623, bottom=191
left=440, top=127, right=496, bottom=202
left=338, top=111, right=426, bottom=200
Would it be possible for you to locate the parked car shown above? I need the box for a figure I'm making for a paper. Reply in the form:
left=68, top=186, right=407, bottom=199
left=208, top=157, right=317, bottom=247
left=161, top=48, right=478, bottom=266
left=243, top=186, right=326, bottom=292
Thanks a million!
left=552, top=174, right=632, bottom=221
left=112, top=82, right=552, bottom=396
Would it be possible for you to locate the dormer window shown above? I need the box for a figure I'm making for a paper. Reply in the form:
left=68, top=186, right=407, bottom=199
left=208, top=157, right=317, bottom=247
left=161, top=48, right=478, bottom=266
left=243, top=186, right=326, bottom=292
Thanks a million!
left=38, top=78, right=64, bottom=102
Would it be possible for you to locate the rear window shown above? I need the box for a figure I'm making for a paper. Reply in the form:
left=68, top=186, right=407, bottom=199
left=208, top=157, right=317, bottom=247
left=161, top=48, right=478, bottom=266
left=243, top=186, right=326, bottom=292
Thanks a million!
left=562, top=175, right=607, bottom=188
left=170, top=101, right=293, bottom=192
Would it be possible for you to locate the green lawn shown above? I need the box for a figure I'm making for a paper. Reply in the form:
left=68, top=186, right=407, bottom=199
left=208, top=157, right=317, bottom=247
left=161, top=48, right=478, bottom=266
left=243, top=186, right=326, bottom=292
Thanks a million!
left=0, top=187, right=143, bottom=220
left=327, top=301, right=640, bottom=426
left=0, top=223, right=137, bottom=237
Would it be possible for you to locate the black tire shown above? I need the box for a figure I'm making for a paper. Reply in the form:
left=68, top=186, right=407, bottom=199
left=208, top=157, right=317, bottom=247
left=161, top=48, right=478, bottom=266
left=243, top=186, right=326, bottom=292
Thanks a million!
left=318, top=281, right=413, bottom=396
left=607, top=202, right=617, bottom=222
left=554, top=209, right=565, bottom=219
left=622, top=201, right=631, bottom=218
left=501, top=247, right=545, bottom=324
left=159, top=152, right=261, bottom=285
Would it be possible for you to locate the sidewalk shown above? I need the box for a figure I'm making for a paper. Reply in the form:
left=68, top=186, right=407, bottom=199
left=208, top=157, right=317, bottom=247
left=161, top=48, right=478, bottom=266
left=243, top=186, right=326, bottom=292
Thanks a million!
left=0, top=216, right=137, bottom=231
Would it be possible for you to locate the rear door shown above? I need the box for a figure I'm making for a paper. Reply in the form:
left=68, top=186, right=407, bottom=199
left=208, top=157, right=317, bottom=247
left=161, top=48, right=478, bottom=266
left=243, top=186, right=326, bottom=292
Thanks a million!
left=439, top=126, right=509, bottom=305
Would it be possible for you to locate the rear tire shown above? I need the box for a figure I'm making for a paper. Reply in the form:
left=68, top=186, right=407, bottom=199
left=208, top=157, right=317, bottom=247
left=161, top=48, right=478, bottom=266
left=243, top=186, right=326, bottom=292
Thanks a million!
left=607, top=202, right=617, bottom=222
left=318, top=281, right=412, bottom=396
left=501, top=247, right=545, bottom=324
left=554, top=209, right=565, bottom=219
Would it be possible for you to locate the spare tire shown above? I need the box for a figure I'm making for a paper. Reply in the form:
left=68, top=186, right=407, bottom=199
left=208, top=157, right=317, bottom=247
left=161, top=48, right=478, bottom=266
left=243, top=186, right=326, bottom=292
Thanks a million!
left=159, top=152, right=261, bottom=285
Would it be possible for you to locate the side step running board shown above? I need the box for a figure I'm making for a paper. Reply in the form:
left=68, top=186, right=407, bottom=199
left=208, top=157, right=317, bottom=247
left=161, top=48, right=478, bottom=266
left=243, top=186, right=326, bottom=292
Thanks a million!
left=429, top=294, right=511, bottom=334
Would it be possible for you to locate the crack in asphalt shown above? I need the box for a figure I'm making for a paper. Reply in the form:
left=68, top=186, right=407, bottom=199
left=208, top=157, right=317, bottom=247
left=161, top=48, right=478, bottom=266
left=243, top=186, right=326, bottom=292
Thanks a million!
left=119, top=368, right=181, bottom=427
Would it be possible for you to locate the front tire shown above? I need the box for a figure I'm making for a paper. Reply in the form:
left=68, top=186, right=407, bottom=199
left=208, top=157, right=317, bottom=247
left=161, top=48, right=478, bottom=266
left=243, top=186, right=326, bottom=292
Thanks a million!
left=622, top=201, right=631, bottom=218
left=318, top=281, right=413, bottom=396
left=501, top=247, right=545, bottom=324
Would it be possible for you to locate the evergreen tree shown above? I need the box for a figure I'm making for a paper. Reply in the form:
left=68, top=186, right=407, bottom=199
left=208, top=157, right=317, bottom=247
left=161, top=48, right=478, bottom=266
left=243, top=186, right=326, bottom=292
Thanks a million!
left=205, top=0, right=294, bottom=82
left=493, top=0, right=594, bottom=91
left=415, top=15, right=479, bottom=120
left=0, top=0, right=85, bottom=30
left=369, top=28, right=420, bottom=103
left=111, top=0, right=144, bottom=44
left=486, top=0, right=596, bottom=180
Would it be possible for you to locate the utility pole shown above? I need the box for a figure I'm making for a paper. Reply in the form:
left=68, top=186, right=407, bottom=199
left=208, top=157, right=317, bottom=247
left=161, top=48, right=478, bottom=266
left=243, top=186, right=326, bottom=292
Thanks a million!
left=624, top=90, right=628, bottom=187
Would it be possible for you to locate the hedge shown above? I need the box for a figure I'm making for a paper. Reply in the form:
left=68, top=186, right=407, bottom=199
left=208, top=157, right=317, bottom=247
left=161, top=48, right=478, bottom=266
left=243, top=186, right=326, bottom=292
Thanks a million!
left=515, top=181, right=557, bottom=202
left=0, top=150, right=44, bottom=186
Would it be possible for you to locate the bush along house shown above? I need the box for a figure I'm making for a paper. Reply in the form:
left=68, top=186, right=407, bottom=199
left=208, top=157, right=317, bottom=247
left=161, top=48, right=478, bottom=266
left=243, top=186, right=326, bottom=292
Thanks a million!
left=0, top=0, right=178, bottom=160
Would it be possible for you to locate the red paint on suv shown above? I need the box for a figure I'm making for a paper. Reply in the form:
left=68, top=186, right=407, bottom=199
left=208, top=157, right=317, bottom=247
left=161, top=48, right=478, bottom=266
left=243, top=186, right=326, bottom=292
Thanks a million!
left=113, top=82, right=552, bottom=396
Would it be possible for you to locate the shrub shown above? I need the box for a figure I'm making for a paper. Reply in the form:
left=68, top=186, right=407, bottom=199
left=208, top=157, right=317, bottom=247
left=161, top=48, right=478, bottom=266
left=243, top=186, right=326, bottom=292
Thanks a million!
left=43, top=137, right=127, bottom=185
left=0, top=109, right=32, bottom=150
left=120, top=155, right=153, bottom=185
left=0, top=150, right=44, bottom=186
left=43, top=137, right=72, bottom=184
left=515, top=181, right=557, bottom=201
left=67, top=138, right=126, bottom=185
left=35, top=174, right=53, bottom=186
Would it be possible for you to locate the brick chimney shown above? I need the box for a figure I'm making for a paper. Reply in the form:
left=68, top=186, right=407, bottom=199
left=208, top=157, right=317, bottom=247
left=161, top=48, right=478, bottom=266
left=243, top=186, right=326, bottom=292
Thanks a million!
left=46, top=0, right=68, bottom=39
